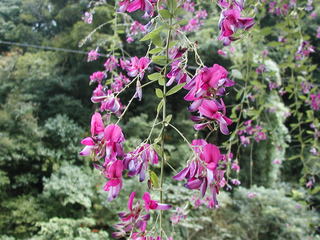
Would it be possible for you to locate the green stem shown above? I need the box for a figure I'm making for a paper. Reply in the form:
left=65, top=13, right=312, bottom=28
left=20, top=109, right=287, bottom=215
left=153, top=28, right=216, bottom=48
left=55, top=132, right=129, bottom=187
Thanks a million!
left=159, top=17, right=172, bottom=237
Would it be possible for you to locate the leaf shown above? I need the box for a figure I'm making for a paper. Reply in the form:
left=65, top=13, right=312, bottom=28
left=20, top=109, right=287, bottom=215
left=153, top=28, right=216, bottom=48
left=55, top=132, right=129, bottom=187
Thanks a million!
left=158, top=77, right=165, bottom=86
left=231, top=69, right=243, bottom=79
left=166, top=83, right=186, bottom=96
left=155, top=88, right=164, bottom=98
left=149, top=48, right=163, bottom=54
left=149, top=170, right=159, bottom=188
left=157, top=99, right=164, bottom=113
left=167, top=0, right=177, bottom=12
left=152, top=56, right=167, bottom=66
left=159, top=9, right=171, bottom=19
left=140, top=26, right=163, bottom=41
left=165, top=114, right=172, bottom=123
left=151, top=33, right=163, bottom=47
left=148, top=73, right=162, bottom=80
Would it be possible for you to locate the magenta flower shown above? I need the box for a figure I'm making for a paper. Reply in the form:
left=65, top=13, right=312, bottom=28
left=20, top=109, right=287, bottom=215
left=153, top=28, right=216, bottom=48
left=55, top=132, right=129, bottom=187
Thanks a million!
left=104, top=56, right=119, bottom=72
left=310, top=93, right=320, bottom=111
left=87, top=50, right=99, bottom=62
left=126, top=56, right=150, bottom=78
left=142, top=192, right=171, bottom=211
left=124, top=144, right=158, bottom=182
left=231, top=179, right=241, bottom=185
left=218, top=3, right=254, bottom=45
left=295, top=41, right=315, bottom=60
left=182, top=0, right=195, bottom=12
left=173, top=139, right=225, bottom=208
left=184, top=64, right=233, bottom=101
left=119, top=0, right=157, bottom=18
left=113, top=192, right=170, bottom=239
left=90, top=71, right=105, bottom=83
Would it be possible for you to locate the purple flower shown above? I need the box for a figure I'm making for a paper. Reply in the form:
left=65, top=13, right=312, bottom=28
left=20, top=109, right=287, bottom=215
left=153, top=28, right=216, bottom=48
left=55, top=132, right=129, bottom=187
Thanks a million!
left=310, top=93, right=320, bottom=111
left=104, top=56, right=119, bottom=72
left=82, top=12, right=93, bottom=24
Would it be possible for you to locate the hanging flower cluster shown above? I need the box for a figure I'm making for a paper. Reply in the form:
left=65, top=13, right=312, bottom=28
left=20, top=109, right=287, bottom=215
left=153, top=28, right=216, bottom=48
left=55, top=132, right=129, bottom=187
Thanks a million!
left=237, top=120, right=267, bottom=146
left=217, top=0, right=254, bottom=45
left=184, top=64, right=234, bottom=134
left=113, top=192, right=171, bottom=239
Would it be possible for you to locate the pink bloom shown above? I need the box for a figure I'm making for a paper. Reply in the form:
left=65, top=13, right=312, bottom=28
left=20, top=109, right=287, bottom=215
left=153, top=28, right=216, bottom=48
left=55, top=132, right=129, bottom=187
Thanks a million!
left=124, top=144, right=159, bottom=182
left=231, top=179, right=241, bottom=185
left=104, top=56, right=119, bottom=72
left=91, top=112, right=104, bottom=137
left=182, top=0, right=195, bottom=12
left=240, top=135, right=250, bottom=146
left=310, top=93, right=320, bottom=111
left=173, top=140, right=224, bottom=208
left=143, top=192, right=171, bottom=211
left=126, top=36, right=134, bottom=43
left=218, top=4, right=254, bottom=45
left=126, top=56, right=150, bottom=78
left=111, top=73, right=130, bottom=92
left=231, top=162, right=240, bottom=172
left=247, top=192, right=257, bottom=199
left=295, top=41, right=315, bottom=60
left=82, top=12, right=93, bottom=24
left=119, top=0, right=157, bottom=18
left=316, top=26, right=320, bottom=38
left=272, top=159, right=282, bottom=164
left=87, top=50, right=99, bottom=62
left=170, top=207, right=187, bottom=224
left=217, top=49, right=227, bottom=56
left=306, top=179, right=314, bottom=188
left=90, top=71, right=105, bottom=83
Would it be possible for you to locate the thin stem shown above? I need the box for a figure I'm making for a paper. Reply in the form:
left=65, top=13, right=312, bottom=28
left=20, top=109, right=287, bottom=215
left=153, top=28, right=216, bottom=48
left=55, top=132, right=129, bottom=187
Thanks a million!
left=159, top=16, right=172, bottom=237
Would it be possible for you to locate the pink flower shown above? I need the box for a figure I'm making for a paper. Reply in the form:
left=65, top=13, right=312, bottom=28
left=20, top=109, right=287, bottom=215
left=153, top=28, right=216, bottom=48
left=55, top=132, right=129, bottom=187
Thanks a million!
left=124, top=144, right=159, bottom=182
left=310, top=93, right=320, bottom=111
left=272, top=159, right=282, bottom=164
left=87, top=50, right=99, bottom=62
left=82, top=12, right=93, bottom=24
left=126, top=56, right=150, bottom=78
left=218, top=4, right=254, bottom=45
left=240, top=135, right=250, bottom=146
left=104, top=56, right=119, bottom=72
left=231, top=179, right=241, bottom=185
left=90, top=71, right=105, bottom=83
left=256, top=64, right=266, bottom=74
left=173, top=140, right=224, bottom=208
left=231, top=162, right=240, bottom=172
left=142, top=192, right=171, bottom=211
left=247, top=192, right=257, bottom=199
left=295, top=41, right=315, bottom=60
left=217, top=49, right=227, bottom=56
left=182, top=0, right=195, bottom=12
left=119, top=0, right=157, bottom=18
left=170, top=207, right=187, bottom=224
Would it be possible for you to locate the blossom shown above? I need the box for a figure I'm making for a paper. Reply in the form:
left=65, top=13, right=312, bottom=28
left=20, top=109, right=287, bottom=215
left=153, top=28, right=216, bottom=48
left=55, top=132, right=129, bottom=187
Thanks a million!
left=111, top=73, right=130, bottom=92
left=90, top=71, right=105, bottom=83
left=182, top=0, right=195, bottom=12
left=256, top=64, right=266, bottom=74
left=87, top=50, right=99, bottom=62
left=231, top=179, right=241, bottom=185
left=126, top=56, right=150, bottom=78
left=112, top=192, right=171, bottom=238
left=218, top=3, right=254, bottom=45
left=124, top=144, right=159, bottom=182
left=173, top=139, right=225, bottom=208
left=240, top=135, right=250, bottom=146
left=295, top=41, right=315, bottom=60
left=272, top=159, right=282, bottom=164
left=247, top=192, right=257, bottom=199
left=91, top=87, right=122, bottom=115
left=170, top=207, right=187, bottom=224
left=104, top=56, right=119, bottom=72
left=119, top=0, right=157, bottom=18
left=310, top=93, right=320, bottom=111
left=82, top=12, right=93, bottom=24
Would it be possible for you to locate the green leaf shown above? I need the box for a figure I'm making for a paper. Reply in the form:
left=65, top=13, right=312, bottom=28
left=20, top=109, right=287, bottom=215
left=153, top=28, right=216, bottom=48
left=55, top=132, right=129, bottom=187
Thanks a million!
left=166, top=83, right=186, bottom=96
left=152, top=56, right=167, bottom=66
left=155, top=88, right=164, bottom=98
left=149, top=48, right=163, bottom=54
left=159, top=9, right=172, bottom=19
left=140, top=26, right=163, bottom=41
left=165, top=114, right=172, bottom=123
left=149, top=170, right=159, bottom=188
left=148, top=73, right=162, bottom=81
left=231, top=69, right=243, bottom=79
left=158, top=77, right=165, bottom=86
left=151, top=33, right=163, bottom=47
left=167, top=0, right=177, bottom=12
left=157, top=99, right=164, bottom=113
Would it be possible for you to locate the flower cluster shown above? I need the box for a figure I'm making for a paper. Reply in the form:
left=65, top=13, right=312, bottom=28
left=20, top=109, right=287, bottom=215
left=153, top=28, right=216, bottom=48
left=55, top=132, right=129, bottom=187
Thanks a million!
left=217, top=0, right=254, bottom=45
left=80, top=113, right=160, bottom=201
left=310, top=93, right=320, bottom=111
left=181, top=10, right=208, bottom=32
left=237, top=120, right=267, bottom=146
left=87, top=49, right=99, bottom=62
left=112, top=192, right=171, bottom=239
left=184, top=64, right=234, bottom=134
left=119, top=0, right=158, bottom=18
left=82, top=11, right=93, bottom=24
left=173, top=139, right=227, bottom=208
left=295, top=41, right=315, bottom=60
left=127, top=21, right=148, bottom=43
left=266, top=0, right=296, bottom=16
